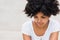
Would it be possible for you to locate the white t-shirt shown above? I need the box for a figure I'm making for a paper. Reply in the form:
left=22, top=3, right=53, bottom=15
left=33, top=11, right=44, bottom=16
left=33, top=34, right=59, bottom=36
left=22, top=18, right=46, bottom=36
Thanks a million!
left=21, top=18, right=60, bottom=40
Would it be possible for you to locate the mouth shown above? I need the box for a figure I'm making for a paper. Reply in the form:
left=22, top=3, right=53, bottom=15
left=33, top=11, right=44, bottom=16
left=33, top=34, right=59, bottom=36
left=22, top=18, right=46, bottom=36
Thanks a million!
left=36, top=22, right=43, bottom=26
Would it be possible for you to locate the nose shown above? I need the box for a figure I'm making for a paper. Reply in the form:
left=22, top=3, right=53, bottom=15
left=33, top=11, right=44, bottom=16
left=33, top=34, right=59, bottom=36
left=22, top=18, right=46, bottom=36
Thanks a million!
left=37, top=19, right=42, bottom=23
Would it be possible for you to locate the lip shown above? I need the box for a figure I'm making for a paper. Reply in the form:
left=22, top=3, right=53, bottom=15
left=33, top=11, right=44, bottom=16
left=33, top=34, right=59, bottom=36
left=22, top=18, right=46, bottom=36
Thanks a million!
left=37, top=22, right=42, bottom=25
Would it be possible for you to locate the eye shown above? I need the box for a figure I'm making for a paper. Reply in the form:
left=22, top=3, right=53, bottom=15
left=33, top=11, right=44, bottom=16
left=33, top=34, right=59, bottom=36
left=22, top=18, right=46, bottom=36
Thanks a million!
left=34, top=16, right=38, bottom=18
left=41, top=16, right=46, bottom=18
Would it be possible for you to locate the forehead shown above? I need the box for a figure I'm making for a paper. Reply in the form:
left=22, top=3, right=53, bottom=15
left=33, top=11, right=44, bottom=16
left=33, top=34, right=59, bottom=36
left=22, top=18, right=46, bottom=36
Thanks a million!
left=35, top=12, right=45, bottom=16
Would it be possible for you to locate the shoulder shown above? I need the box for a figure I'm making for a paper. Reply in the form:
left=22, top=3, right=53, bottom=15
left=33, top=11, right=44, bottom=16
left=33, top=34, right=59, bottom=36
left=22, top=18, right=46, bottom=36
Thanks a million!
left=22, top=20, right=32, bottom=27
left=50, top=18, right=60, bottom=26
left=21, top=20, right=32, bottom=36
left=49, top=18, right=60, bottom=32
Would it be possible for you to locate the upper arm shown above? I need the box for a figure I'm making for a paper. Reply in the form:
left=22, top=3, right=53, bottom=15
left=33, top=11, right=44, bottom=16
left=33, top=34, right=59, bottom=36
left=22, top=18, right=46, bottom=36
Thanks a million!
left=22, top=34, right=31, bottom=40
left=49, top=32, right=59, bottom=40
left=21, top=22, right=32, bottom=40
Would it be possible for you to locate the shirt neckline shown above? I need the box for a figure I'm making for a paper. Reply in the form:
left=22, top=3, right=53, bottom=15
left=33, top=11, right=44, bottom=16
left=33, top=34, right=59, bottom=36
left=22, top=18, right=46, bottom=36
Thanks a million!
left=31, top=19, right=51, bottom=38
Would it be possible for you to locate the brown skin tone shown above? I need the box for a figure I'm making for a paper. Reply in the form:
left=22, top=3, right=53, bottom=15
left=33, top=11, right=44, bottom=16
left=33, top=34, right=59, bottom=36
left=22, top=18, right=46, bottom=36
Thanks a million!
left=22, top=12, right=59, bottom=40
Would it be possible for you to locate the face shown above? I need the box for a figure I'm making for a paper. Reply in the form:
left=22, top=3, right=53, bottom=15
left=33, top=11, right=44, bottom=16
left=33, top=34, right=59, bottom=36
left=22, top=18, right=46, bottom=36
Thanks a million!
left=33, top=12, right=50, bottom=28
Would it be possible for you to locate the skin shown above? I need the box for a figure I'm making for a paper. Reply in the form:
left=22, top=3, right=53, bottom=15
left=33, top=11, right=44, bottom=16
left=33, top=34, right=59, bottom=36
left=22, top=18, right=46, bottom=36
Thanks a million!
left=22, top=12, right=59, bottom=40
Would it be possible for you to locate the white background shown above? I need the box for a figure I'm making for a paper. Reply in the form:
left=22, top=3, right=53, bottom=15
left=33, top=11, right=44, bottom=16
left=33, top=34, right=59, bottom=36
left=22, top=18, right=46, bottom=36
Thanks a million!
left=0, top=0, right=60, bottom=40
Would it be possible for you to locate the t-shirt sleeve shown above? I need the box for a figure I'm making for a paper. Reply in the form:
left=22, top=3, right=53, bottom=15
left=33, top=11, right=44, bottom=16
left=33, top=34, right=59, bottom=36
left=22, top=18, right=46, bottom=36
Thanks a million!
left=52, top=21, right=60, bottom=33
left=21, top=23, right=31, bottom=36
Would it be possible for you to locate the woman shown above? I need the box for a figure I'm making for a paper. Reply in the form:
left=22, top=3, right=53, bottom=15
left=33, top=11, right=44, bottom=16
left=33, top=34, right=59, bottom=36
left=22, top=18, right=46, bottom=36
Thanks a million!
left=21, top=0, right=60, bottom=40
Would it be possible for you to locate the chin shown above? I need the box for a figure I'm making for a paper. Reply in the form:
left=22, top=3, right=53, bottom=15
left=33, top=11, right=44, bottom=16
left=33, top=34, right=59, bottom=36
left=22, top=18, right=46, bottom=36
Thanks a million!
left=38, top=25, right=44, bottom=28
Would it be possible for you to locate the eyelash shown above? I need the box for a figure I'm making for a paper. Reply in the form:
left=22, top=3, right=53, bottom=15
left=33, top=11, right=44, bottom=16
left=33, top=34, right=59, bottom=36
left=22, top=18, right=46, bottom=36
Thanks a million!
left=41, top=17, right=45, bottom=18
left=34, top=16, right=46, bottom=18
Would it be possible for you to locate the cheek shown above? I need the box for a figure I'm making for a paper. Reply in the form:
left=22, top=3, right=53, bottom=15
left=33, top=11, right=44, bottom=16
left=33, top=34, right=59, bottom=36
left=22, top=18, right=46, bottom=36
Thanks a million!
left=40, top=19, right=48, bottom=24
left=33, top=18, right=49, bottom=24
left=33, top=20, right=37, bottom=23
left=34, top=19, right=43, bottom=24
left=43, top=19, right=49, bottom=24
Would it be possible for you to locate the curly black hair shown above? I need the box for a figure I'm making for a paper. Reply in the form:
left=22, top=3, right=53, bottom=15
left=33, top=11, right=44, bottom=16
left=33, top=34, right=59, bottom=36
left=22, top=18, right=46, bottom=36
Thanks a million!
left=24, top=0, right=60, bottom=18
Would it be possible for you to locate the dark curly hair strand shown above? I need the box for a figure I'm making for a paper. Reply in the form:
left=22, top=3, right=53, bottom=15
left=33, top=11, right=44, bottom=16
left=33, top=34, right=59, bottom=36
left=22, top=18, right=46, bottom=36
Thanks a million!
left=24, top=0, right=60, bottom=18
